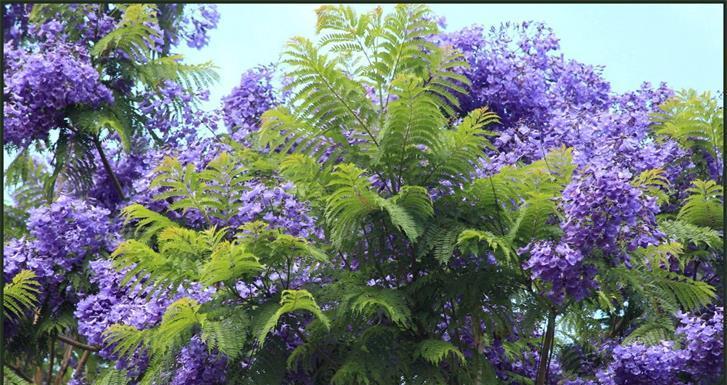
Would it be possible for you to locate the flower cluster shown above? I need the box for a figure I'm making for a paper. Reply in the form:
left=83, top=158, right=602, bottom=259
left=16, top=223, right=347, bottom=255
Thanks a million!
left=676, top=307, right=723, bottom=381
left=235, top=181, right=322, bottom=239
left=3, top=196, right=118, bottom=312
left=170, top=335, right=228, bottom=385
left=3, top=40, right=113, bottom=148
left=222, top=65, right=279, bottom=142
left=2, top=3, right=32, bottom=44
left=75, top=258, right=214, bottom=366
left=594, top=342, right=690, bottom=385
left=179, top=5, right=220, bottom=49
left=523, top=241, right=598, bottom=304
left=561, top=165, right=661, bottom=264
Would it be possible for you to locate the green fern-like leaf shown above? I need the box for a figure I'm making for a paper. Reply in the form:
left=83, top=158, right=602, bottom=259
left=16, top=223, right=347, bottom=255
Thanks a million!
left=622, top=318, right=675, bottom=346
left=91, top=4, right=160, bottom=60
left=659, top=219, right=723, bottom=250
left=457, top=229, right=516, bottom=266
left=257, top=290, right=330, bottom=345
left=3, top=270, right=40, bottom=319
left=121, top=203, right=179, bottom=243
left=677, top=179, right=723, bottom=229
left=151, top=297, right=201, bottom=355
left=340, top=286, right=412, bottom=328
left=103, top=324, right=151, bottom=360
left=93, top=368, right=130, bottom=385
left=414, top=339, right=465, bottom=366
left=653, top=89, right=723, bottom=161
left=200, top=241, right=264, bottom=286
left=3, top=367, right=32, bottom=385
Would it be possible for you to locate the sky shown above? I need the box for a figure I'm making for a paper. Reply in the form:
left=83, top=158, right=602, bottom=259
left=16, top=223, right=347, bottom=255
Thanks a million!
left=178, top=3, right=724, bottom=109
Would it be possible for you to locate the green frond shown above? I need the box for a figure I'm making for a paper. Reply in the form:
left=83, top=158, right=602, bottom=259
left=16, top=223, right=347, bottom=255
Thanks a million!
left=391, top=186, right=433, bottom=228
left=151, top=298, right=201, bottom=355
left=634, top=242, right=687, bottom=271
left=70, top=108, right=132, bottom=152
left=258, top=106, right=345, bottom=161
left=324, top=164, right=381, bottom=246
left=377, top=74, right=445, bottom=173
left=200, top=313, right=249, bottom=359
left=111, top=239, right=196, bottom=289
left=157, top=226, right=219, bottom=260
left=653, top=89, right=723, bottom=160
left=330, top=358, right=371, bottom=385
left=622, top=318, right=675, bottom=346
left=35, top=311, right=76, bottom=337
left=150, top=156, right=212, bottom=216
left=457, top=229, right=516, bottom=266
left=3, top=367, right=32, bottom=385
left=282, top=36, right=378, bottom=150
left=610, top=266, right=716, bottom=313
left=378, top=198, right=421, bottom=242
left=677, top=179, right=723, bottom=229
left=377, top=4, right=439, bottom=86
left=339, top=286, right=411, bottom=328
left=198, top=152, right=251, bottom=222
left=414, top=339, right=465, bottom=366
left=3, top=270, right=40, bottom=320
left=650, top=270, right=716, bottom=312
left=423, top=44, right=471, bottom=116
left=497, top=145, right=575, bottom=196
left=428, top=107, right=499, bottom=186
left=103, top=324, right=151, bottom=359
left=200, top=242, right=263, bottom=286
left=417, top=221, right=466, bottom=264
left=93, top=368, right=130, bottom=385
left=135, top=55, right=219, bottom=93
left=507, top=193, right=559, bottom=246
left=121, top=203, right=179, bottom=243
left=632, top=168, right=671, bottom=205
left=91, top=4, right=160, bottom=60
left=270, top=234, right=329, bottom=264
left=257, top=290, right=330, bottom=345
left=659, top=219, right=723, bottom=250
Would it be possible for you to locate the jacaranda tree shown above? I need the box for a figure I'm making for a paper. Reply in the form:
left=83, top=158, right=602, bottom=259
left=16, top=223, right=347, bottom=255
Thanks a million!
left=3, top=4, right=723, bottom=385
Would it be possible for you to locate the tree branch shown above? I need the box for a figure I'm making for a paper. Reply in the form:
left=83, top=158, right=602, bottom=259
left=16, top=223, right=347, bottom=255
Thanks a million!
left=56, top=335, right=100, bottom=352
left=92, top=137, right=126, bottom=201
left=53, top=345, right=74, bottom=385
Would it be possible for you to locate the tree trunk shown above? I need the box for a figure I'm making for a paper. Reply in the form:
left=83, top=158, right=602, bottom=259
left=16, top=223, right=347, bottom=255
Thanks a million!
left=535, top=310, right=557, bottom=385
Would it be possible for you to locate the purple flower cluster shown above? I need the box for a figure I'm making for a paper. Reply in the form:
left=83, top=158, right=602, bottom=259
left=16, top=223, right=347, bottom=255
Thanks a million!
left=235, top=181, right=322, bottom=239
left=179, top=5, right=220, bottom=49
left=170, top=335, right=227, bottom=385
left=138, top=79, right=219, bottom=143
left=222, top=65, right=279, bottom=142
left=676, top=307, right=723, bottom=381
left=435, top=22, right=610, bottom=128
left=2, top=3, right=32, bottom=44
left=3, top=197, right=117, bottom=305
left=595, top=342, right=690, bottom=385
left=75, top=258, right=214, bottom=366
left=3, top=39, right=113, bottom=148
left=561, top=165, right=661, bottom=264
left=566, top=309, right=723, bottom=385
left=523, top=241, right=597, bottom=304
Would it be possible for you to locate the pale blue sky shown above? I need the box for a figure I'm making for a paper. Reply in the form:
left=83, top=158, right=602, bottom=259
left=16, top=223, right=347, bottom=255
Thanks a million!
left=179, top=3, right=724, bottom=108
